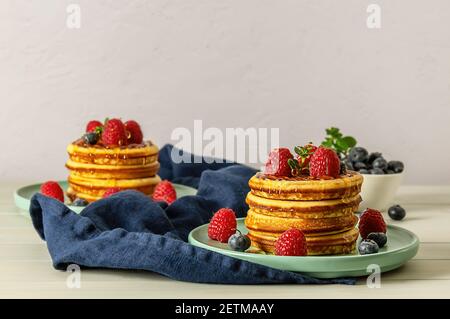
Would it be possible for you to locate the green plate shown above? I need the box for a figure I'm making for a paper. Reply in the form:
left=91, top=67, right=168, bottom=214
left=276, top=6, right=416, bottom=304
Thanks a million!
left=14, top=181, right=197, bottom=215
left=188, top=218, right=419, bottom=278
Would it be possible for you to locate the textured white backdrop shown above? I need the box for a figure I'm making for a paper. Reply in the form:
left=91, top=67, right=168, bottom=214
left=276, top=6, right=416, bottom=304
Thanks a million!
left=1, top=0, right=449, bottom=184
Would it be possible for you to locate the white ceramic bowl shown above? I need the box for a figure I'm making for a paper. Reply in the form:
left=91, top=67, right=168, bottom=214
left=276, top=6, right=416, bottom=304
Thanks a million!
left=359, top=172, right=404, bottom=212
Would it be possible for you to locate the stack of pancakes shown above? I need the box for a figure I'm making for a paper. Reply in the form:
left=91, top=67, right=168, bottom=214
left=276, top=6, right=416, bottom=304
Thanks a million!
left=245, top=172, right=363, bottom=255
left=66, top=139, right=161, bottom=202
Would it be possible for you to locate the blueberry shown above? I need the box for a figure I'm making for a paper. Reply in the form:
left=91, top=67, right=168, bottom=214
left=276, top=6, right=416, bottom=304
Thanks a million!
left=228, top=231, right=251, bottom=252
left=367, top=152, right=382, bottom=164
left=384, top=169, right=395, bottom=174
left=370, top=168, right=385, bottom=175
left=83, top=132, right=99, bottom=145
left=388, top=161, right=404, bottom=173
left=358, top=239, right=379, bottom=255
left=340, top=162, right=347, bottom=175
left=354, top=162, right=367, bottom=170
left=372, top=157, right=388, bottom=170
left=367, top=232, right=387, bottom=248
left=72, top=198, right=89, bottom=207
left=359, top=169, right=370, bottom=174
left=344, top=159, right=354, bottom=171
left=388, top=205, right=406, bottom=221
left=349, top=147, right=368, bottom=163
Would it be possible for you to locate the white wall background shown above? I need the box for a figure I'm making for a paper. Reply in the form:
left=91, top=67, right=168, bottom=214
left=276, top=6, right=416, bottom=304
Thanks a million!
left=1, top=0, right=449, bottom=184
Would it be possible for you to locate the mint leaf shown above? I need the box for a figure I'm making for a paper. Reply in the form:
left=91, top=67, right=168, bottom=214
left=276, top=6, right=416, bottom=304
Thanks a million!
left=326, top=127, right=340, bottom=137
left=341, top=136, right=357, bottom=148
left=294, top=146, right=304, bottom=156
left=336, top=138, right=349, bottom=150
left=288, top=158, right=299, bottom=170
left=322, top=127, right=357, bottom=158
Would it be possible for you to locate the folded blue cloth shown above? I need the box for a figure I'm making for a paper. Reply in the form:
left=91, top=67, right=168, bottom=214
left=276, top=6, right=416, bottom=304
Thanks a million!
left=30, top=144, right=356, bottom=284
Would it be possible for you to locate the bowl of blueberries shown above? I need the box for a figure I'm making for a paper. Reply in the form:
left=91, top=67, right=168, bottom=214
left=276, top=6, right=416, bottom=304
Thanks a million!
left=345, top=147, right=404, bottom=212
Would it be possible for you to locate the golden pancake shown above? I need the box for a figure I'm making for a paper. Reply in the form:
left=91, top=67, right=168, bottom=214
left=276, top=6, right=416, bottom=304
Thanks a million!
left=66, top=159, right=160, bottom=179
left=246, top=192, right=361, bottom=219
left=249, top=171, right=363, bottom=201
left=67, top=183, right=158, bottom=202
left=67, top=140, right=159, bottom=166
left=244, top=171, right=363, bottom=255
left=245, top=209, right=358, bottom=234
left=66, top=139, right=161, bottom=202
left=247, top=227, right=359, bottom=255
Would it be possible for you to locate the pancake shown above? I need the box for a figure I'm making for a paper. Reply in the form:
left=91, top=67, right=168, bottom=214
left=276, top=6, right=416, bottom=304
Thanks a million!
left=248, top=171, right=363, bottom=201
left=247, top=227, right=359, bottom=255
left=66, top=139, right=161, bottom=202
left=246, top=192, right=361, bottom=219
left=245, top=170, right=363, bottom=255
left=67, top=140, right=159, bottom=165
left=66, top=159, right=160, bottom=179
left=67, top=182, right=159, bottom=202
left=246, top=209, right=358, bottom=234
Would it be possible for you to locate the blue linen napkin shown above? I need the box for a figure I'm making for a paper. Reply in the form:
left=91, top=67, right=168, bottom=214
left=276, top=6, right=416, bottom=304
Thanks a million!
left=29, top=144, right=356, bottom=284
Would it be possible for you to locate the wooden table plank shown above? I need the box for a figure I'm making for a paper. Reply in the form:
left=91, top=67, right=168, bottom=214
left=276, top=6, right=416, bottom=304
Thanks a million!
left=0, top=182, right=449, bottom=298
left=0, top=275, right=449, bottom=299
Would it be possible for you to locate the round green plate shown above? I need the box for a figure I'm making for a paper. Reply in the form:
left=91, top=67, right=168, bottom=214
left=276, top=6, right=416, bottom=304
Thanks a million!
left=188, top=218, right=419, bottom=278
left=14, top=181, right=197, bottom=215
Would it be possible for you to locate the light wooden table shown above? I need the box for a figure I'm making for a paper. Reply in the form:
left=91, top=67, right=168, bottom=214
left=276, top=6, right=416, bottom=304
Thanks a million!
left=1, top=182, right=449, bottom=298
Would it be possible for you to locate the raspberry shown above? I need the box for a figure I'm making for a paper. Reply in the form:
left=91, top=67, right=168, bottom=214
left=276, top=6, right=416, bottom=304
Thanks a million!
left=102, top=119, right=128, bottom=147
left=152, top=180, right=177, bottom=204
left=124, top=120, right=144, bottom=144
left=359, top=208, right=387, bottom=239
left=275, top=228, right=307, bottom=256
left=40, top=181, right=64, bottom=202
left=264, top=148, right=293, bottom=177
left=103, top=187, right=122, bottom=198
left=309, top=147, right=341, bottom=178
left=208, top=208, right=237, bottom=243
left=86, top=120, right=103, bottom=133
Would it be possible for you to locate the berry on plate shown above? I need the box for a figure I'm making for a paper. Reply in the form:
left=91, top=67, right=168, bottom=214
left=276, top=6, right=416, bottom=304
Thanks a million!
left=359, top=208, right=387, bottom=239
left=152, top=180, right=177, bottom=204
left=86, top=120, right=103, bottom=133
left=124, top=120, right=144, bottom=144
left=264, top=148, right=293, bottom=177
left=367, top=232, right=388, bottom=248
left=102, top=118, right=128, bottom=147
left=388, top=204, right=406, bottom=221
left=228, top=230, right=251, bottom=252
left=102, top=187, right=122, bottom=198
left=358, top=239, right=379, bottom=255
left=208, top=208, right=237, bottom=243
left=309, top=147, right=341, bottom=178
left=40, top=181, right=64, bottom=202
left=275, top=228, right=307, bottom=256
